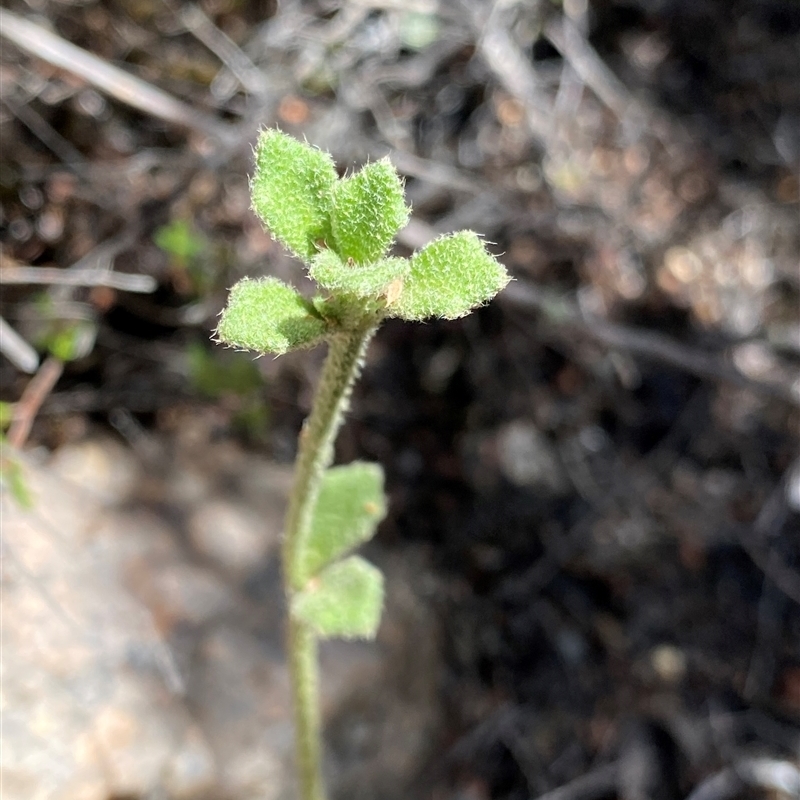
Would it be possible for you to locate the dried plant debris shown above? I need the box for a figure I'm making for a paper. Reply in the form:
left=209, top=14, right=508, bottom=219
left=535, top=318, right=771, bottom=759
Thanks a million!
left=1, top=1, right=798, bottom=799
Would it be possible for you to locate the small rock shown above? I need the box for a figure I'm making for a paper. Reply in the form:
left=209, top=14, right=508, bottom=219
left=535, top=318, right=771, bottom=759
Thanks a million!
left=164, top=725, right=217, bottom=798
left=319, top=640, right=384, bottom=719
left=193, top=626, right=294, bottom=800
left=223, top=747, right=288, bottom=800
left=133, top=562, right=234, bottom=627
left=56, top=779, right=108, bottom=800
left=48, top=437, right=139, bottom=506
left=650, top=644, right=687, bottom=684
left=91, top=678, right=182, bottom=796
left=2, top=455, right=209, bottom=800
left=496, top=420, right=569, bottom=494
left=167, top=466, right=209, bottom=507
left=189, top=500, right=278, bottom=573
left=236, top=459, right=293, bottom=515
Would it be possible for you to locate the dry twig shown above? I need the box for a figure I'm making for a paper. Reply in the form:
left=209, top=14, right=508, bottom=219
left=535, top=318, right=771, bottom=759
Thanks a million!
left=176, top=3, right=268, bottom=96
left=0, top=315, right=39, bottom=374
left=0, top=8, right=233, bottom=142
left=544, top=16, right=633, bottom=120
left=472, top=3, right=551, bottom=145
left=1, top=265, right=156, bottom=293
left=737, top=463, right=800, bottom=608
left=739, top=537, right=800, bottom=608
left=7, top=356, right=64, bottom=448
left=684, top=757, right=800, bottom=800
left=533, top=763, right=619, bottom=800
left=503, top=280, right=800, bottom=406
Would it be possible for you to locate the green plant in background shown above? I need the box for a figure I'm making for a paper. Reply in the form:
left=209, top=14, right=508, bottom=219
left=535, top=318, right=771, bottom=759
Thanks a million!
left=154, top=218, right=217, bottom=295
left=154, top=218, right=205, bottom=266
left=186, top=341, right=270, bottom=440
left=215, top=129, right=509, bottom=800
left=32, top=293, right=97, bottom=362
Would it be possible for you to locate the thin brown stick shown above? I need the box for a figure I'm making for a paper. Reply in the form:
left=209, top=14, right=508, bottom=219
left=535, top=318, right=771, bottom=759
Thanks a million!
left=544, top=17, right=633, bottom=119
left=1, top=96, right=87, bottom=167
left=503, top=280, right=800, bottom=406
left=472, top=3, right=551, bottom=144
left=177, top=3, right=267, bottom=95
left=0, top=8, right=232, bottom=142
left=7, top=357, right=64, bottom=449
left=389, top=149, right=483, bottom=194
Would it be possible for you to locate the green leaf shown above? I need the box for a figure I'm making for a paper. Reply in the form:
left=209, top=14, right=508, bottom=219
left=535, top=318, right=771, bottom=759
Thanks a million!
left=292, top=556, right=384, bottom=640
left=301, top=462, right=386, bottom=581
left=30, top=294, right=96, bottom=361
left=7, top=460, right=33, bottom=509
left=154, top=219, right=205, bottom=264
left=34, top=318, right=95, bottom=362
left=0, top=443, right=34, bottom=510
left=216, top=277, right=329, bottom=355
left=46, top=320, right=96, bottom=361
left=389, top=231, right=510, bottom=321
left=309, top=251, right=410, bottom=298
left=251, top=129, right=338, bottom=261
left=331, top=159, right=409, bottom=265
left=0, top=402, right=13, bottom=431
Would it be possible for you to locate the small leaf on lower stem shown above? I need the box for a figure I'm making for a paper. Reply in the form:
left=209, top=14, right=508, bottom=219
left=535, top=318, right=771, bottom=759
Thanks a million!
left=292, top=556, right=384, bottom=640
left=300, top=461, right=386, bottom=581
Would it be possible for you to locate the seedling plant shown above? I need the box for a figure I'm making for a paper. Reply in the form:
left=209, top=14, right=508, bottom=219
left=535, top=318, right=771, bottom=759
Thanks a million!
left=216, top=129, right=509, bottom=800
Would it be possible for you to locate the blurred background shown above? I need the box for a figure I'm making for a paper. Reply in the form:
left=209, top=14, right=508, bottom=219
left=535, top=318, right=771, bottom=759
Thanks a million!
left=1, top=1, right=799, bottom=798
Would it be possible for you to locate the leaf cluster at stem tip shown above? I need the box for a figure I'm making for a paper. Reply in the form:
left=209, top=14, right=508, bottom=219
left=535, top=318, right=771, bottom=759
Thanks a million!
left=215, top=129, right=510, bottom=356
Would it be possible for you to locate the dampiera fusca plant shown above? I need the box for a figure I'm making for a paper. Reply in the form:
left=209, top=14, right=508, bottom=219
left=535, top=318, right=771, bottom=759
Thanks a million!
left=216, top=129, right=509, bottom=800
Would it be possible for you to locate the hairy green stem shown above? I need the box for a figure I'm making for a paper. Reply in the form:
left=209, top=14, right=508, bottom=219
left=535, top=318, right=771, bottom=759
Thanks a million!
left=287, top=614, right=323, bottom=800
left=283, top=326, right=376, bottom=800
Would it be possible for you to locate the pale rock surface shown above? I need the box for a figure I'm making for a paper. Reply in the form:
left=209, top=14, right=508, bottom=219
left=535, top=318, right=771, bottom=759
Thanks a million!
left=188, top=498, right=277, bottom=573
left=2, top=444, right=198, bottom=800
left=2, top=435, right=445, bottom=800
left=47, top=436, right=139, bottom=505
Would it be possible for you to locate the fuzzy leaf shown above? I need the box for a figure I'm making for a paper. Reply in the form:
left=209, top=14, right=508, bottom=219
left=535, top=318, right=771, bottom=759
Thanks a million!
left=389, top=231, right=510, bottom=321
left=216, top=277, right=329, bottom=355
left=292, top=556, right=384, bottom=640
left=251, top=129, right=338, bottom=261
left=331, top=159, right=409, bottom=265
left=309, top=251, right=410, bottom=298
left=301, top=462, right=386, bottom=581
